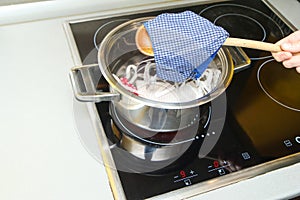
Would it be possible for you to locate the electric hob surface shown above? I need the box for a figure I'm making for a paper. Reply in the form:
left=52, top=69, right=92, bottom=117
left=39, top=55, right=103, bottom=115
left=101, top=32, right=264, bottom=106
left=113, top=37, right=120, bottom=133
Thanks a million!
left=68, top=0, right=300, bottom=199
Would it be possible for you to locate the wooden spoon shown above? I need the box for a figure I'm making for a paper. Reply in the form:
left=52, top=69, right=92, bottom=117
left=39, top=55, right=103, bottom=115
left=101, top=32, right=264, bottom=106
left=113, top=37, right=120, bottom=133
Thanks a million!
left=135, top=25, right=282, bottom=56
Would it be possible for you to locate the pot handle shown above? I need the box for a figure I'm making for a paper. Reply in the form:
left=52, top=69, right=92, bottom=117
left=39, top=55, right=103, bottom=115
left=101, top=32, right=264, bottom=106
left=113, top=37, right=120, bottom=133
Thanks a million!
left=69, top=64, right=120, bottom=102
left=227, top=46, right=251, bottom=73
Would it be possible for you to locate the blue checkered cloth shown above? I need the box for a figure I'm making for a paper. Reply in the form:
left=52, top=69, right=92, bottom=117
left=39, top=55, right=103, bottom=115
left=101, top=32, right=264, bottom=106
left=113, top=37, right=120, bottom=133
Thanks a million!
left=144, top=11, right=229, bottom=82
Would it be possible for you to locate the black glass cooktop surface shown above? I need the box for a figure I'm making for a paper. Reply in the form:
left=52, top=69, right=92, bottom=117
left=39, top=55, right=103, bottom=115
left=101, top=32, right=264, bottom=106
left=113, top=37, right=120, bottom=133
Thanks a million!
left=69, top=0, right=300, bottom=199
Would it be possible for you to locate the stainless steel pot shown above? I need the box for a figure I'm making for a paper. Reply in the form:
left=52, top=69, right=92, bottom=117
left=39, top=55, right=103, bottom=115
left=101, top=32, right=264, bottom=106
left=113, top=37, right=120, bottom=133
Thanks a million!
left=70, top=17, right=250, bottom=133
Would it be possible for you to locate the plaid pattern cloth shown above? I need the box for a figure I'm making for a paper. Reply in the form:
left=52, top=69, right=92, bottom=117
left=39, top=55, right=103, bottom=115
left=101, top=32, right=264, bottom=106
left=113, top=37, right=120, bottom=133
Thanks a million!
left=144, top=11, right=229, bottom=82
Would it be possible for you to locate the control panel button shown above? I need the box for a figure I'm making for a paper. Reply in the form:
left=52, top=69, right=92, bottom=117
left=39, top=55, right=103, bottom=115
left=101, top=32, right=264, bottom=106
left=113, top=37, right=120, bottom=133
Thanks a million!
left=241, top=152, right=251, bottom=160
left=218, top=168, right=225, bottom=175
left=284, top=139, right=293, bottom=147
left=295, top=136, right=300, bottom=144
left=173, top=169, right=198, bottom=185
left=184, top=179, right=191, bottom=186
left=208, top=160, right=229, bottom=176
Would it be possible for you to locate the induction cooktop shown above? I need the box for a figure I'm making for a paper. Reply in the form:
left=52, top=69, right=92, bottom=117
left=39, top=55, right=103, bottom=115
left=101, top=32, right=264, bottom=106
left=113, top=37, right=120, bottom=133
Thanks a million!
left=66, top=0, right=300, bottom=199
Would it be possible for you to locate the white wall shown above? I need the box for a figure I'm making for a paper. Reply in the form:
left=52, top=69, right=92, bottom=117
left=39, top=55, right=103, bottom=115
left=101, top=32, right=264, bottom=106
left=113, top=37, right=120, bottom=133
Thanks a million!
left=0, top=0, right=49, bottom=6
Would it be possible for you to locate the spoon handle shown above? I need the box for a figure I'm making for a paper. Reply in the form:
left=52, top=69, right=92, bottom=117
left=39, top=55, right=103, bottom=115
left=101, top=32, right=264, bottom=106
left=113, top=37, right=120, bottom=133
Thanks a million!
left=223, top=37, right=281, bottom=52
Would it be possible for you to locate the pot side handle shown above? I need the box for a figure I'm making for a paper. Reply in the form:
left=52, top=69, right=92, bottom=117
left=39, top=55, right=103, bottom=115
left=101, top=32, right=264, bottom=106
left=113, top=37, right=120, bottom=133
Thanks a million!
left=69, top=64, right=120, bottom=102
left=227, top=46, right=251, bottom=73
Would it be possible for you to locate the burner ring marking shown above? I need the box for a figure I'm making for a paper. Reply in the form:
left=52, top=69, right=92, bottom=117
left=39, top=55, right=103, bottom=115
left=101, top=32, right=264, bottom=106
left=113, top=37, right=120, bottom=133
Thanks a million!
left=213, top=13, right=267, bottom=42
left=257, top=59, right=300, bottom=112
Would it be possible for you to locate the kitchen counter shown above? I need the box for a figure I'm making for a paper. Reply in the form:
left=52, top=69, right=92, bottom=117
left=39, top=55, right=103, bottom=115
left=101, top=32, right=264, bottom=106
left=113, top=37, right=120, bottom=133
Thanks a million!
left=0, top=1, right=299, bottom=200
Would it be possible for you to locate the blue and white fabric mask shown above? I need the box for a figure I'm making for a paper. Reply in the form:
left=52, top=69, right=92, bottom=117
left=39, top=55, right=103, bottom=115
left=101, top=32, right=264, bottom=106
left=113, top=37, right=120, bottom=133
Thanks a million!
left=144, top=11, right=229, bottom=83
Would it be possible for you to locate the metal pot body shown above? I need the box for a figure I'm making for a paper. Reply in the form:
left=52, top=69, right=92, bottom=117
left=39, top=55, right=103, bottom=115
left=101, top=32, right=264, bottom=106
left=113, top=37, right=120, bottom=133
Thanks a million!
left=114, top=100, right=201, bottom=132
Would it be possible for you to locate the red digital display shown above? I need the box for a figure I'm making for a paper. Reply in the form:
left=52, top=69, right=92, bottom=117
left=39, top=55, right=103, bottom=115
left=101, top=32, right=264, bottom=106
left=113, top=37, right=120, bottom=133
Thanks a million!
left=213, top=160, right=219, bottom=168
left=180, top=170, right=186, bottom=178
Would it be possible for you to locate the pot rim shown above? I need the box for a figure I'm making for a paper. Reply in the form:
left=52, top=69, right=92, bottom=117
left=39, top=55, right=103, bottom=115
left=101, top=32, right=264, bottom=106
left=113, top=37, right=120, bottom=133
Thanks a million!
left=98, top=17, right=234, bottom=109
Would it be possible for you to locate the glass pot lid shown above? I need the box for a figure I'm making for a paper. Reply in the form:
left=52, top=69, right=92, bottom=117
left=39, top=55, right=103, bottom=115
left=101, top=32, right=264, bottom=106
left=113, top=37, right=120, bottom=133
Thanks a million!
left=98, top=17, right=234, bottom=109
